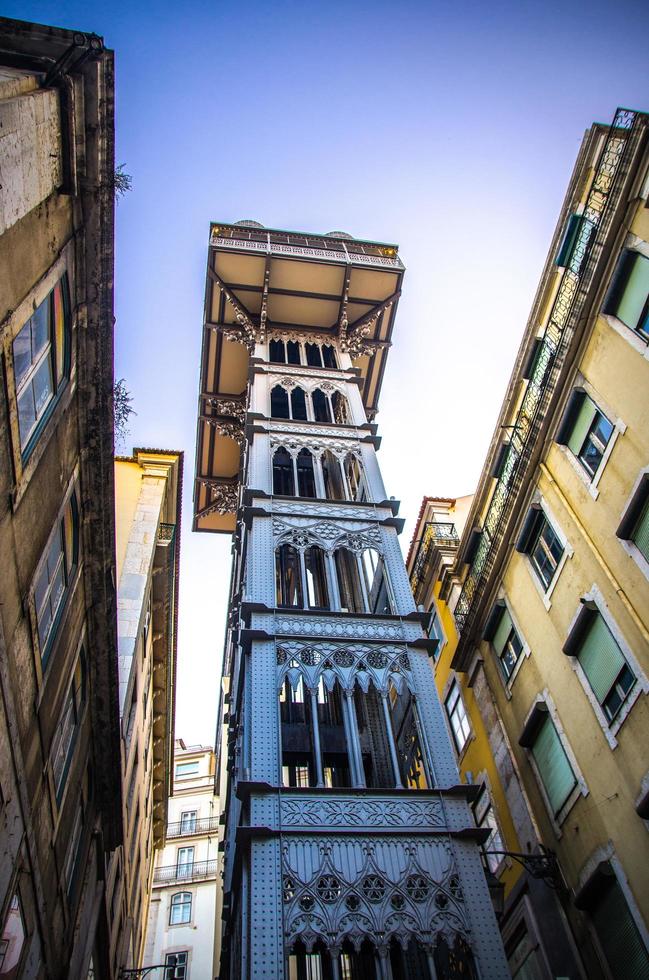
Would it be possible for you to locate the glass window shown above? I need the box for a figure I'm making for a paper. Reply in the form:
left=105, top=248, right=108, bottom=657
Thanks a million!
left=473, top=787, right=504, bottom=874
left=334, top=549, right=364, bottom=613
left=0, top=893, right=25, bottom=979
left=276, top=544, right=303, bottom=608
left=180, top=811, right=197, bottom=834
left=13, top=276, right=70, bottom=454
left=169, top=892, right=192, bottom=925
left=631, top=496, right=649, bottom=565
left=562, top=392, right=614, bottom=477
left=530, top=715, right=576, bottom=816
left=445, top=681, right=471, bottom=753
left=344, top=453, right=366, bottom=501
left=296, top=449, right=316, bottom=498
left=51, top=651, right=87, bottom=800
left=529, top=515, right=564, bottom=590
left=603, top=249, right=649, bottom=340
left=164, top=950, right=188, bottom=980
left=491, top=608, right=524, bottom=681
left=64, top=802, right=85, bottom=898
left=269, top=339, right=286, bottom=363
left=427, top=608, right=443, bottom=660
left=332, top=391, right=350, bottom=424
left=176, top=848, right=194, bottom=877
left=575, top=613, right=636, bottom=723
left=175, top=761, right=199, bottom=779
left=34, top=491, right=79, bottom=662
left=361, top=548, right=391, bottom=615
left=273, top=448, right=295, bottom=496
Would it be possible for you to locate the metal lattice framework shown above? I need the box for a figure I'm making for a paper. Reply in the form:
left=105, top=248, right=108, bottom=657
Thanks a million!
left=454, top=107, right=642, bottom=648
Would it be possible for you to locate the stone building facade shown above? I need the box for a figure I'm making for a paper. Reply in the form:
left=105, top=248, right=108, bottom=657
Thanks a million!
left=444, top=107, right=649, bottom=978
left=0, top=17, right=120, bottom=979
left=194, top=222, right=509, bottom=978
left=143, top=741, right=219, bottom=980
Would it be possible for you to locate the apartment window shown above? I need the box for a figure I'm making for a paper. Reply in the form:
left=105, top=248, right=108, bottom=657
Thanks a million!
left=484, top=603, right=524, bottom=681
left=165, top=951, right=188, bottom=980
left=51, top=650, right=87, bottom=800
left=603, top=249, right=649, bottom=341
left=427, top=607, right=444, bottom=660
left=516, top=507, right=564, bottom=591
left=617, top=474, right=649, bottom=566
left=0, top=893, right=25, bottom=978
left=175, top=760, right=199, bottom=779
left=176, top=848, right=194, bottom=877
left=169, top=892, right=192, bottom=925
left=180, top=811, right=197, bottom=834
left=33, top=490, right=79, bottom=664
left=12, top=274, right=70, bottom=456
left=563, top=606, right=636, bottom=724
left=576, top=862, right=649, bottom=978
left=519, top=707, right=576, bottom=817
left=555, top=213, right=594, bottom=275
left=64, top=801, right=85, bottom=899
left=556, top=390, right=614, bottom=477
left=473, top=786, right=504, bottom=874
left=445, top=681, right=471, bottom=754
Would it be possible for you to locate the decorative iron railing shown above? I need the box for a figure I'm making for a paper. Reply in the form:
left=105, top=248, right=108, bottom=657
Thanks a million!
left=410, top=522, right=459, bottom=596
left=153, top=859, right=218, bottom=885
left=166, top=816, right=220, bottom=839
left=453, top=107, right=643, bottom=652
left=157, top=523, right=175, bottom=546
left=210, top=227, right=404, bottom=270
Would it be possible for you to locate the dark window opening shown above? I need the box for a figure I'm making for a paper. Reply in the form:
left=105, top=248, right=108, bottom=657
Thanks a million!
left=304, top=546, right=329, bottom=609
left=355, top=685, right=394, bottom=789
left=271, top=385, right=290, bottom=419
left=273, top=448, right=295, bottom=496
left=312, top=389, right=332, bottom=423
left=332, top=391, right=350, bottom=424
left=276, top=544, right=303, bottom=607
left=322, top=450, right=345, bottom=500
left=291, top=387, right=308, bottom=421
left=362, top=548, right=392, bottom=614
left=296, top=449, right=316, bottom=498
left=322, top=345, right=337, bottom=369
left=335, top=548, right=365, bottom=613
left=344, top=453, right=366, bottom=501
left=305, top=343, right=323, bottom=367
left=287, top=341, right=301, bottom=364
left=269, top=339, right=286, bottom=363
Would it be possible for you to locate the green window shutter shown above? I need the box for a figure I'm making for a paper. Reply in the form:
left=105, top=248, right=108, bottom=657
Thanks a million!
left=610, top=252, right=649, bottom=331
left=556, top=214, right=582, bottom=268
left=578, top=615, right=625, bottom=704
left=492, top=609, right=513, bottom=656
left=567, top=394, right=597, bottom=456
left=531, top=717, right=575, bottom=815
left=590, top=876, right=649, bottom=980
left=633, top=498, right=649, bottom=563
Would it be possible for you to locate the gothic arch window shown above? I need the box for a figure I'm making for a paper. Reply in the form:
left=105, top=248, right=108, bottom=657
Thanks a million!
left=361, top=548, right=393, bottom=614
left=305, top=342, right=323, bottom=367
left=269, top=339, right=286, bottom=363
left=272, top=447, right=295, bottom=495
left=312, top=388, right=332, bottom=423
left=275, top=544, right=303, bottom=607
left=353, top=681, right=397, bottom=789
left=322, top=450, right=346, bottom=500
left=286, top=340, right=301, bottom=364
left=271, top=385, right=290, bottom=419
left=344, top=452, right=367, bottom=501
left=390, top=938, right=434, bottom=979
left=322, top=344, right=337, bottom=369
left=318, top=679, right=351, bottom=787
left=296, top=449, right=316, bottom=498
left=388, top=680, right=429, bottom=790
left=335, top=548, right=365, bottom=613
left=332, top=391, right=350, bottom=424
left=291, top=386, right=308, bottom=420
left=304, top=546, right=329, bottom=609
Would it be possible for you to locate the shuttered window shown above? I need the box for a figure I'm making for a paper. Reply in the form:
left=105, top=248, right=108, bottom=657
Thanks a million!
left=604, top=250, right=649, bottom=340
left=576, top=614, right=635, bottom=723
left=632, top=497, right=649, bottom=564
left=530, top=716, right=576, bottom=816
left=492, top=608, right=523, bottom=681
left=589, top=873, right=649, bottom=980
left=558, top=391, right=613, bottom=477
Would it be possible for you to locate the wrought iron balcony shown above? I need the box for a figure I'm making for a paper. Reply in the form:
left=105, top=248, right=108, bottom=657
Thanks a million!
left=153, top=859, right=218, bottom=885
left=157, top=523, right=175, bottom=546
left=410, top=522, right=459, bottom=598
left=166, top=816, right=220, bottom=840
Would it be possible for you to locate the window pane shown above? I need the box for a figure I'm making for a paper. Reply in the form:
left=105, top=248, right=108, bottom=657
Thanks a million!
left=269, top=339, right=285, bottom=363
left=589, top=874, right=649, bottom=979
left=291, top=387, right=308, bottom=421
left=531, top=519, right=563, bottom=590
left=12, top=322, right=32, bottom=387
left=579, top=413, right=613, bottom=477
left=633, top=497, right=649, bottom=563
left=566, top=395, right=597, bottom=457
left=577, top=614, right=627, bottom=705
left=612, top=251, right=649, bottom=332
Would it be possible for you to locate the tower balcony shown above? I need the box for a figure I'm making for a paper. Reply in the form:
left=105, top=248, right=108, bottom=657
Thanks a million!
left=409, top=521, right=459, bottom=603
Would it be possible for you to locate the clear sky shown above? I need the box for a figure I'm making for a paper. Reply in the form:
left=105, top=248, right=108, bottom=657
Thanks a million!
left=7, top=0, right=649, bottom=744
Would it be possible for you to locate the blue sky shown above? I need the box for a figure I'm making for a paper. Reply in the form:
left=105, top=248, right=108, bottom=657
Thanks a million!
left=7, top=0, right=649, bottom=743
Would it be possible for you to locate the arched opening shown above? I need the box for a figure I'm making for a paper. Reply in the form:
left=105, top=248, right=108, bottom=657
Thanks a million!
left=344, top=453, right=367, bottom=502
left=332, top=391, right=350, bottom=424
left=354, top=682, right=396, bottom=789
left=321, top=450, right=346, bottom=500
left=296, top=449, right=316, bottom=498
left=280, top=676, right=314, bottom=789
left=322, top=344, right=337, bottom=369
left=305, top=342, right=323, bottom=367
left=312, top=388, right=332, bottom=423
left=390, top=938, right=434, bottom=979
left=287, top=340, right=301, bottom=364
left=388, top=681, right=429, bottom=789
left=276, top=544, right=303, bottom=607
left=291, top=386, right=308, bottom=421
left=318, top=679, right=350, bottom=787
left=434, top=934, right=478, bottom=980
left=361, top=548, right=392, bottom=614
left=340, top=941, right=379, bottom=979
left=269, top=339, right=286, bottom=363
left=271, top=385, right=290, bottom=419
left=335, top=548, right=365, bottom=613
left=272, top=447, right=295, bottom=496
left=304, top=546, right=329, bottom=609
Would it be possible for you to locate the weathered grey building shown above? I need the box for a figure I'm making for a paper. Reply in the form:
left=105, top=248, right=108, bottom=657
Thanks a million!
left=194, top=222, right=509, bottom=978
left=0, top=17, right=121, bottom=978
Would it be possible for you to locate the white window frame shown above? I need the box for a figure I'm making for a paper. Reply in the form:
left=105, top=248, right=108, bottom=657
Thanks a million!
left=168, top=892, right=193, bottom=927
left=558, top=379, right=626, bottom=500
left=565, top=585, right=649, bottom=748
left=443, top=677, right=472, bottom=758
left=601, top=235, right=649, bottom=360
left=521, top=690, right=588, bottom=835
left=524, top=496, right=573, bottom=610
left=617, top=467, right=649, bottom=581
left=491, top=594, right=531, bottom=697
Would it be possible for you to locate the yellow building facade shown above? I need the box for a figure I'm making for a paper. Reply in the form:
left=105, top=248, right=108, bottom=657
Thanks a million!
left=447, top=109, right=649, bottom=978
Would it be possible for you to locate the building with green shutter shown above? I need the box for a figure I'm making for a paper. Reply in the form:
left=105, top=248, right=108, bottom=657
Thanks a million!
left=435, top=107, right=649, bottom=979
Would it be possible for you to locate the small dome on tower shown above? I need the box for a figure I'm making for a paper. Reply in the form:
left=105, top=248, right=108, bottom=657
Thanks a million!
left=325, top=230, right=354, bottom=240
left=234, top=219, right=265, bottom=229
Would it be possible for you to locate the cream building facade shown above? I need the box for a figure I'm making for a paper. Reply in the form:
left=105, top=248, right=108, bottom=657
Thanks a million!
left=143, top=741, right=219, bottom=980
left=447, top=107, right=649, bottom=978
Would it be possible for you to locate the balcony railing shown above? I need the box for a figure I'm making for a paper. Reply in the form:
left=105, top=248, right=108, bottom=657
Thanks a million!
left=166, top=816, right=220, bottom=840
left=153, top=860, right=218, bottom=885
left=410, top=522, right=459, bottom=597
